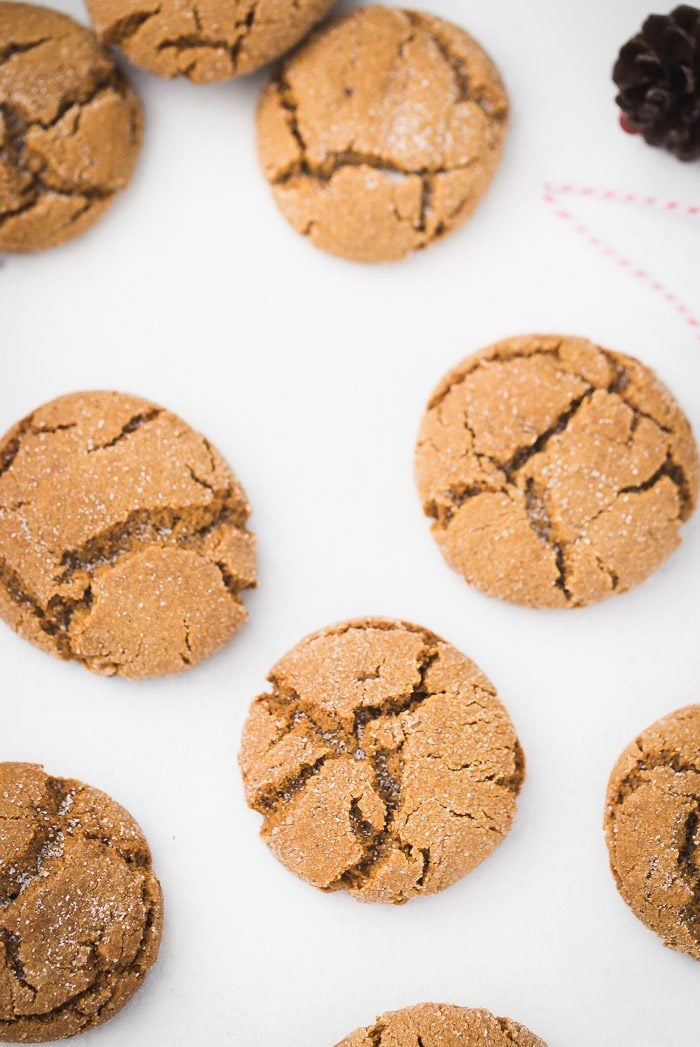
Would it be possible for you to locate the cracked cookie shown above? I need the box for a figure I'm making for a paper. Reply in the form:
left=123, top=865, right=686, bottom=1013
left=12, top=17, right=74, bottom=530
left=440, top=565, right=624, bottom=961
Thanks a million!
left=85, top=0, right=337, bottom=84
left=239, top=618, right=524, bottom=904
left=335, top=1002, right=547, bottom=1046
left=0, top=762, right=163, bottom=1042
left=605, top=704, right=700, bottom=961
left=0, top=390, right=257, bottom=678
left=0, top=2, right=143, bottom=252
left=256, top=6, right=508, bottom=263
left=416, top=334, right=699, bottom=609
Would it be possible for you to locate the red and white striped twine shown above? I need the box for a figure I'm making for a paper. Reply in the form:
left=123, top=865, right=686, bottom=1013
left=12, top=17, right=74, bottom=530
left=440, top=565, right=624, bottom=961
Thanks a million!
left=542, top=181, right=700, bottom=342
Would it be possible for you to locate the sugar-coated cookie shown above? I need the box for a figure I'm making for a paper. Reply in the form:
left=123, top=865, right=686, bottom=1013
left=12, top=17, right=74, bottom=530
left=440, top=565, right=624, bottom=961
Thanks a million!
left=0, top=391, right=256, bottom=678
left=240, top=618, right=524, bottom=903
left=0, top=762, right=163, bottom=1042
left=605, top=704, right=700, bottom=961
left=257, top=6, right=508, bottom=262
left=335, top=1003, right=547, bottom=1046
left=0, top=2, right=142, bottom=252
left=416, top=334, right=698, bottom=608
left=86, top=0, right=336, bottom=83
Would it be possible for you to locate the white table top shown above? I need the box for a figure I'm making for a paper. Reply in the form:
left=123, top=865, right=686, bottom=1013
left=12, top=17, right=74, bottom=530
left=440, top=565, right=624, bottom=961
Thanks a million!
left=2, top=1, right=699, bottom=1044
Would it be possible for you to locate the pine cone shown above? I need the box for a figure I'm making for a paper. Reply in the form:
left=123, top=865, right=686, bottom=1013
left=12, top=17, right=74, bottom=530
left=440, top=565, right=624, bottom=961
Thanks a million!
left=613, top=5, right=700, bottom=161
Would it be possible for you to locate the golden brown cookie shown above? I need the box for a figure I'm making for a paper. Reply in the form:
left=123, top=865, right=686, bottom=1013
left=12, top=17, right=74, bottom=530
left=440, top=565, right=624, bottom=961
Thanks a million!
left=335, top=1003, right=547, bottom=1047
left=85, top=0, right=337, bottom=84
left=416, top=334, right=699, bottom=609
left=239, top=618, right=524, bottom=904
left=0, top=762, right=163, bottom=1043
left=257, top=6, right=508, bottom=263
left=0, top=391, right=256, bottom=678
left=605, top=705, right=700, bottom=961
left=0, top=2, right=143, bottom=252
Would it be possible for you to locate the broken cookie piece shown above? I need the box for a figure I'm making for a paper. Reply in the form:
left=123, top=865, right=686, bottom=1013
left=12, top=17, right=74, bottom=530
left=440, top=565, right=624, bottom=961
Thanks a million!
left=416, top=334, right=699, bottom=608
left=239, top=618, right=524, bottom=904
left=0, top=2, right=143, bottom=252
left=85, top=0, right=336, bottom=84
left=605, top=704, right=700, bottom=961
left=256, top=5, right=508, bottom=263
left=335, top=1003, right=548, bottom=1047
left=0, top=762, right=163, bottom=1042
left=0, top=390, right=257, bottom=678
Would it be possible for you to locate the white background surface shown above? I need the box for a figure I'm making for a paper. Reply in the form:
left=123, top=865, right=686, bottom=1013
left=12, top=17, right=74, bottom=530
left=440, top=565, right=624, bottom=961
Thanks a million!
left=2, top=0, right=699, bottom=1044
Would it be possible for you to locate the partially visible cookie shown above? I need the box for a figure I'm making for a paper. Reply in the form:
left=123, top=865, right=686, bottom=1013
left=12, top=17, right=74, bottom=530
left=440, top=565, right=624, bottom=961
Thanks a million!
left=0, top=391, right=257, bottom=678
left=0, top=762, right=163, bottom=1043
left=239, top=618, right=524, bottom=904
left=85, top=0, right=337, bottom=83
left=605, top=704, right=700, bottom=960
left=416, top=334, right=699, bottom=608
left=0, top=2, right=143, bottom=252
left=257, top=6, right=508, bottom=262
left=335, top=1003, right=547, bottom=1046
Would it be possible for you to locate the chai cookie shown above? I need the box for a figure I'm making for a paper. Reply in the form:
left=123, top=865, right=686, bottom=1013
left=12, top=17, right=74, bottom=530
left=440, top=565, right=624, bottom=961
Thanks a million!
left=416, top=334, right=699, bottom=609
left=0, top=2, right=143, bottom=252
left=85, top=0, right=337, bottom=84
left=0, top=391, right=256, bottom=678
left=605, top=704, right=700, bottom=961
left=239, top=618, right=524, bottom=904
left=335, top=1003, right=547, bottom=1047
left=0, top=762, right=163, bottom=1042
left=257, top=6, right=508, bottom=263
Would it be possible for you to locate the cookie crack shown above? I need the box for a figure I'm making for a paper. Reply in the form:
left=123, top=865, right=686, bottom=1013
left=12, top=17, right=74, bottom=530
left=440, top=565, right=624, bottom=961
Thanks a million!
left=611, top=749, right=699, bottom=808
left=0, top=69, right=133, bottom=228
left=0, top=929, right=38, bottom=997
left=0, top=39, right=49, bottom=66
left=102, top=7, right=162, bottom=46
left=618, top=453, right=693, bottom=520
left=0, top=486, right=252, bottom=663
left=86, top=408, right=161, bottom=452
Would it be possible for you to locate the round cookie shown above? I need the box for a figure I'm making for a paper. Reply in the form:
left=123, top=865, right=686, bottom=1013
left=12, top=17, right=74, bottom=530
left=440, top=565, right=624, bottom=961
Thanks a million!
left=256, top=6, right=508, bottom=263
left=85, top=0, right=337, bottom=84
left=0, top=762, right=163, bottom=1042
left=0, top=2, right=143, bottom=252
left=0, top=391, right=257, bottom=678
left=239, top=618, right=524, bottom=904
left=416, top=334, right=699, bottom=609
left=604, top=705, right=700, bottom=961
left=335, top=1003, right=547, bottom=1047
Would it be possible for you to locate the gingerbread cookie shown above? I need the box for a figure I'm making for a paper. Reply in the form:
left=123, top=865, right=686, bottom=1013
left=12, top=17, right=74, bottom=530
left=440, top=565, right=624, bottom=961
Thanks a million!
left=416, top=334, right=699, bottom=608
left=0, top=762, right=163, bottom=1042
left=0, top=391, right=256, bottom=678
left=239, top=619, right=524, bottom=904
left=257, top=6, right=508, bottom=263
left=335, top=1003, right=547, bottom=1047
left=605, top=704, right=700, bottom=960
left=86, top=0, right=336, bottom=84
left=0, top=2, right=143, bottom=252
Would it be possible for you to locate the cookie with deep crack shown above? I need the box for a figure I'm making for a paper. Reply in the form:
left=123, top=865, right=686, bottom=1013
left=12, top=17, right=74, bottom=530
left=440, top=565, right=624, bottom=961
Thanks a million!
left=416, top=334, right=699, bottom=609
left=0, top=762, right=163, bottom=1042
left=0, top=2, right=143, bottom=252
left=605, top=704, right=700, bottom=961
left=0, top=390, right=257, bottom=678
left=256, top=6, right=508, bottom=263
left=239, top=618, right=524, bottom=904
left=85, top=0, right=337, bottom=84
left=335, top=1003, right=547, bottom=1046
